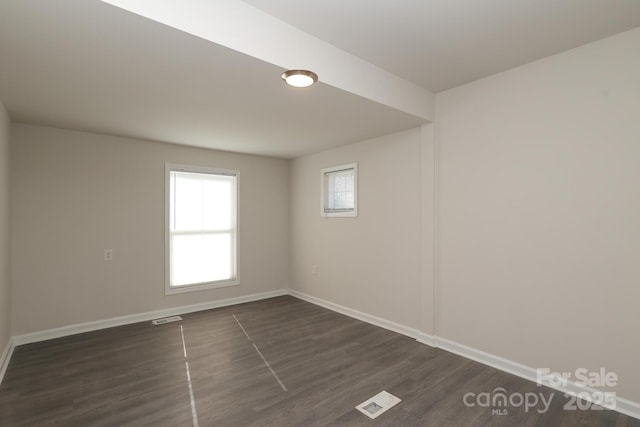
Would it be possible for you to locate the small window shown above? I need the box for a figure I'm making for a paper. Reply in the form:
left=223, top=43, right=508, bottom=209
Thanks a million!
left=165, top=164, right=239, bottom=295
left=321, top=163, right=358, bottom=217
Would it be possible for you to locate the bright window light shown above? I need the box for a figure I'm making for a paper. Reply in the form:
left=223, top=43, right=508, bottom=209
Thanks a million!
left=166, top=165, right=238, bottom=294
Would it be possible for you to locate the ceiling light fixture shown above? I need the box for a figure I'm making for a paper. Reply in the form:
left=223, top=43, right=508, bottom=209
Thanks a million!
left=281, top=70, right=318, bottom=88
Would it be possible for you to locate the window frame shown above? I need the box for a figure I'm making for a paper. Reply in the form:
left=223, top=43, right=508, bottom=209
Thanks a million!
left=165, top=163, right=240, bottom=295
left=320, top=163, right=358, bottom=218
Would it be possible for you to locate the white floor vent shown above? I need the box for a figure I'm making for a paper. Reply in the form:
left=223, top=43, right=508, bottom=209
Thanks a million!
left=151, top=316, right=183, bottom=325
left=355, top=390, right=401, bottom=419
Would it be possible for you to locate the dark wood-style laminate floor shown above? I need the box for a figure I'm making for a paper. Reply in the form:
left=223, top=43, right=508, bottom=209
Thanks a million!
left=0, top=295, right=637, bottom=426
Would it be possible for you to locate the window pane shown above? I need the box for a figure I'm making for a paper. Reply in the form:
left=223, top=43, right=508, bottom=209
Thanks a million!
left=202, top=177, right=233, bottom=230
left=171, top=233, right=233, bottom=286
left=172, top=171, right=235, bottom=232
left=171, top=233, right=204, bottom=286
left=173, top=172, right=204, bottom=231
left=326, top=169, right=354, bottom=211
left=201, top=233, right=232, bottom=282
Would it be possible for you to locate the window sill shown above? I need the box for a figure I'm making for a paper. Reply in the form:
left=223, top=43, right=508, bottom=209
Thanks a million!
left=165, top=279, right=239, bottom=295
left=322, top=211, right=358, bottom=218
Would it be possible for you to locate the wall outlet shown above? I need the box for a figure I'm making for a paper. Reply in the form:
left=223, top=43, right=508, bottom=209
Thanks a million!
left=104, top=249, right=113, bottom=261
left=311, top=265, right=317, bottom=275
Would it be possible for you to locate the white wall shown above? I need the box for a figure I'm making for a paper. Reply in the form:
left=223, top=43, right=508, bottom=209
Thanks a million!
left=0, top=101, right=10, bottom=353
left=435, top=28, right=640, bottom=403
left=10, top=124, right=289, bottom=334
left=290, top=129, right=423, bottom=330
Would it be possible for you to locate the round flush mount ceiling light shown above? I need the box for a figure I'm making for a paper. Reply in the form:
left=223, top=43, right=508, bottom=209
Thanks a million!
left=281, top=70, right=318, bottom=88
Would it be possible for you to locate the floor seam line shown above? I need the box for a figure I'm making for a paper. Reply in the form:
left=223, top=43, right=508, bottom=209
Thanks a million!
left=232, top=314, right=287, bottom=392
left=180, top=324, right=199, bottom=426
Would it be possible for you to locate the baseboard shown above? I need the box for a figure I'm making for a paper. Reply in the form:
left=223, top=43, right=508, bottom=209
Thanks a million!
left=0, top=337, right=15, bottom=386
left=288, top=289, right=423, bottom=341
left=436, top=336, right=640, bottom=420
left=289, top=289, right=639, bottom=420
left=13, top=289, right=287, bottom=346
left=5, top=287, right=640, bottom=420
left=436, top=337, right=535, bottom=384
left=415, top=331, right=436, bottom=347
left=615, top=397, right=640, bottom=420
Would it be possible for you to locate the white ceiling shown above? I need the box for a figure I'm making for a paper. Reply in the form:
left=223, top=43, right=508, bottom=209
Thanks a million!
left=1, top=0, right=639, bottom=158
left=242, top=0, right=640, bottom=92
left=0, top=0, right=425, bottom=158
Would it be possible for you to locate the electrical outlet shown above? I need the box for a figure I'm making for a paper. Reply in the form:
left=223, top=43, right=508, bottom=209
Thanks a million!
left=104, top=249, right=113, bottom=261
left=311, top=265, right=317, bottom=275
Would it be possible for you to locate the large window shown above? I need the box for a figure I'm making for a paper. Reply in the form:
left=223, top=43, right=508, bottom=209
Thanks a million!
left=321, top=163, right=358, bottom=217
left=165, top=164, right=238, bottom=294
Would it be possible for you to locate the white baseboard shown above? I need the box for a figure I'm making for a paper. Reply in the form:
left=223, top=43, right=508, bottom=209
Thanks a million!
left=0, top=337, right=15, bottom=385
left=415, top=331, right=436, bottom=347
left=13, top=289, right=287, bottom=346
left=288, top=289, right=639, bottom=421
left=288, top=289, right=425, bottom=341
left=615, top=397, right=640, bottom=420
left=435, top=336, right=640, bottom=420
left=4, top=288, right=639, bottom=420
left=436, top=337, right=535, bottom=384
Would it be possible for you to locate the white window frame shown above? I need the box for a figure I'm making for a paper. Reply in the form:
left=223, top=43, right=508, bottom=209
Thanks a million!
left=165, top=163, right=240, bottom=295
left=320, top=163, right=358, bottom=218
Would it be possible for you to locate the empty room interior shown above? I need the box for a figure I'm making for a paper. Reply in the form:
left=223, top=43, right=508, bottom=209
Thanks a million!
left=0, top=1, right=639, bottom=426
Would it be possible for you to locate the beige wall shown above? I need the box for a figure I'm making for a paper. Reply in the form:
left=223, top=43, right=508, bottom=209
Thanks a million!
left=289, top=28, right=640, bottom=404
left=435, top=28, right=640, bottom=402
left=10, top=124, right=289, bottom=334
left=0, top=101, right=10, bottom=352
left=420, top=124, right=435, bottom=335
left=290, top=128, right=423, bottom=329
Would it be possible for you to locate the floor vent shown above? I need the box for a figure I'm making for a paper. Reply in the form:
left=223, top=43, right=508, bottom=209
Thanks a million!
left=151, top=316, right=183, bottom=325
left=356, top=390, right=401, bottom=419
